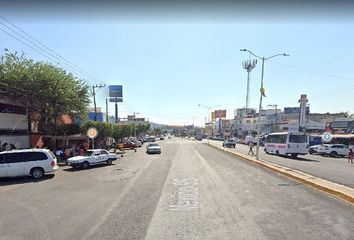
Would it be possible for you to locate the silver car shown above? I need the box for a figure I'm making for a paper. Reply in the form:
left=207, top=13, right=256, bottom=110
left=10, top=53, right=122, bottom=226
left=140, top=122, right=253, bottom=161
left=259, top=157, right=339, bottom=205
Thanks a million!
left=146, top=143, right=161, bottom=154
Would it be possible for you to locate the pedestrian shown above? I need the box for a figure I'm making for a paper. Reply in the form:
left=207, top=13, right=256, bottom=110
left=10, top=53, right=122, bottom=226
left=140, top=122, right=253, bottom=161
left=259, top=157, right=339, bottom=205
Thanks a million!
left=248, top=142, right=255, bottom=155
left=1, top=142, right=7, bottom=152
left=348, top=148, right=353, bottom=164
left=10, top=143, right=17, bottom=150
left=64, top=147, right=72, bottom=160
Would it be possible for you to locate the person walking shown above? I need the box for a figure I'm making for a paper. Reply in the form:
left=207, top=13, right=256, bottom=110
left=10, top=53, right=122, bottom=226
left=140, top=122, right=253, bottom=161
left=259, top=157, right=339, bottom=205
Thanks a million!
left=348, top=148, right=353, bottom=164
left=248, top=142, right=255, bottom=155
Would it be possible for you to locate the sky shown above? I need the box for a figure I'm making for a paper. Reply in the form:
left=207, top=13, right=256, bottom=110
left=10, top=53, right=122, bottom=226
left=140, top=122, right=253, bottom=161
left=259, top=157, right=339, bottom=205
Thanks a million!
left=1, top=2, right=354, bottom=126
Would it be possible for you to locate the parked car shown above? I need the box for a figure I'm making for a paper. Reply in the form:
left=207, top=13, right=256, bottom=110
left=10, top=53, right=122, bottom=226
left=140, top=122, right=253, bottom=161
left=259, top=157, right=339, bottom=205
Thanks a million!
left=132, top=140, right=142, bottom=147
left=146, top=143, right=161, bottom=154
left=308, top=144, right=323, bottom=154
left=195, top=135, right=203, bottom=141
left=144, top=137, right=156, bottom=143
left=223, top=139, right=236, bottom=148
left=67, top=149, right=117, bottom=169
left=0, top=149, right=59, bottom=179
left=121, top=141, right=137, bottom=150
left=317, top=144, right=349, bottom=157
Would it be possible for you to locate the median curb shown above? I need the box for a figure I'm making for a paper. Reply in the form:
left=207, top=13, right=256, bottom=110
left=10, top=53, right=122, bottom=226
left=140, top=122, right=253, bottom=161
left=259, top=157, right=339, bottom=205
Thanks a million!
left=205, top=142, right=354, bottom=205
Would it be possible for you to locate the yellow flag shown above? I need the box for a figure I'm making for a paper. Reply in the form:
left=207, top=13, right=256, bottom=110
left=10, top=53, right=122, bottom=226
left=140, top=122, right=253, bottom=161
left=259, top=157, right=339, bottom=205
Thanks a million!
left=260, top=87, right=266, bottom=97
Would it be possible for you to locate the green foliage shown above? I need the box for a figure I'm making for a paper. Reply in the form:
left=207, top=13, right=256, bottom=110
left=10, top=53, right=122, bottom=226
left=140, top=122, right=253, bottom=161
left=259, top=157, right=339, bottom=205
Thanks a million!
left=80, top=121, right=150, bottom=146
left=0, top=51, right=90, bottom=134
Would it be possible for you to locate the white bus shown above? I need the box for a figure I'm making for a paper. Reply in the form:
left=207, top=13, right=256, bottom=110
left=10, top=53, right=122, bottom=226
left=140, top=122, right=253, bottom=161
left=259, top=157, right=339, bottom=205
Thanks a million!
left=264, top=132, right=309, bottom=158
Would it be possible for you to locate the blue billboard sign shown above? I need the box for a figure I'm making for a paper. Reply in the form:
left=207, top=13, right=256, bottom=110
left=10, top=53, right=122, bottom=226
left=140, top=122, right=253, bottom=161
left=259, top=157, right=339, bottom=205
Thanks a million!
left=109, top=85, right=123, bottom=98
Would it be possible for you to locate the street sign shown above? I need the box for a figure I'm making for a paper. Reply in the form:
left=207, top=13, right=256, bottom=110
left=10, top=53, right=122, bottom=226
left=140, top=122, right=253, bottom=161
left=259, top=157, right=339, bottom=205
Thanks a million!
left=87, top=127, right=98, bottom=139
left=109, top=85, right=123, bottom=98
left=109, top=98, right=123, bottom=103
left=322, top=131, right=333, bottom=143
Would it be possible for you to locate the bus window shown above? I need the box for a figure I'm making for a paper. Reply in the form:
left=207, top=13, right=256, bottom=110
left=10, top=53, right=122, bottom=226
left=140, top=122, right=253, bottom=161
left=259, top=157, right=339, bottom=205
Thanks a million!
left=289, top=135, right=307, bottom=143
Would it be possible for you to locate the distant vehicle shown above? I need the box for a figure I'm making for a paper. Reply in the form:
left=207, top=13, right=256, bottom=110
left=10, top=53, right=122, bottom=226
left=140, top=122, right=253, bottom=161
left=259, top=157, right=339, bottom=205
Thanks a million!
left=120, top=141, right=137, bottom=150
left=308, top=144, right=323, bottom=154
left=264, top=132, right=309, bottom=158
left=132, top=140, right=142, bottom=147
left=168, top=135, right=172, bottom=139
left=0, top=149, right=59, bottom=179
left=67, top=149, right=117, bottom=169
left=213, top=136, right=223, bottom=141
left=195, top=135, right=203, bottom=141
left=223, top=139, right=236, bottom=148
left=146, top=143, right=161, bottom=154
left=317, top=144, right=349, bottom=158
left=245, top=135, right=256, bottom=145
left=144, top=137, right=156, bottom=143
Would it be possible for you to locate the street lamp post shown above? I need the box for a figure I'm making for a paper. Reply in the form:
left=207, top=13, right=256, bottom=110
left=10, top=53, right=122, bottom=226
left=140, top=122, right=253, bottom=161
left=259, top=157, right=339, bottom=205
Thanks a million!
left=197, top=104, right=220, bottom=136
left=240, top=49, right=289, bottom=160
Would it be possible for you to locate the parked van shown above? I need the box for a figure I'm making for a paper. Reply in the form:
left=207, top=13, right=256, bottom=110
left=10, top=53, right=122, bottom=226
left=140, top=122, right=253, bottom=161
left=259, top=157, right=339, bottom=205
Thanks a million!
left=0, top=149, right=59, bottom=179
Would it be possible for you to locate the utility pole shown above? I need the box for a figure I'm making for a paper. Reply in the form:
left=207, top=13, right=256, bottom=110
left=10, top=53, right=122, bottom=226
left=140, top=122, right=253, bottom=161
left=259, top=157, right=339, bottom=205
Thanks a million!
left=242, top=59, right=257, bottom=109
left=133, top=112, right=140, bottom=137
left=92, top=84, right=106, bottom=121
left=106, top=98, right=108, bottom=123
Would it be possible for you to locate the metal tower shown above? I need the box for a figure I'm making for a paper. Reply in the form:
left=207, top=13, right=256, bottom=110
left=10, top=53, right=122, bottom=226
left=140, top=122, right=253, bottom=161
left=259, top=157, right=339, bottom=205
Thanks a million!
left=242, top=59, right=257, bottom=109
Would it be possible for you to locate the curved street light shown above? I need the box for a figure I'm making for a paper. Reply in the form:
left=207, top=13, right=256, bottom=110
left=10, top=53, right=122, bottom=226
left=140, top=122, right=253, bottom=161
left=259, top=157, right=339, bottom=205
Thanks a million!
left=240, top=49, right=289, bottom=160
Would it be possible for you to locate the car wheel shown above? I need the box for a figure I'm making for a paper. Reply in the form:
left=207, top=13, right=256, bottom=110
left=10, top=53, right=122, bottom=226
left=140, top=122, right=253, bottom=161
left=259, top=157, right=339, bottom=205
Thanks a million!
left=81, top=161, right=90, bottom=169
left=106, top=159, right=113, bottom=165
left=329, top=151, right=337, bottom=158
left=276, top=151, right=280, bottom=156
left=291, top=153, right=298, bottom=158
left=30, top=167, right=44, bottom=179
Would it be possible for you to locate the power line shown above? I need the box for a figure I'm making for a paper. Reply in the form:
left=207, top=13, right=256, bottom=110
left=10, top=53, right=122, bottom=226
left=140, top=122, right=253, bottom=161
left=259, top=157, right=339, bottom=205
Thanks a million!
left=269, top=59, right=354, bottom=81
left=0, top=15, right=105, bottom=86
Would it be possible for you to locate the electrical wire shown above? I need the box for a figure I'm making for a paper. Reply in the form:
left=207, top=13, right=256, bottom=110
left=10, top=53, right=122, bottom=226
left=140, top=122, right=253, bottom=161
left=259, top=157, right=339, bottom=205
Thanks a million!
left=0, top=15, right=105, bottom=87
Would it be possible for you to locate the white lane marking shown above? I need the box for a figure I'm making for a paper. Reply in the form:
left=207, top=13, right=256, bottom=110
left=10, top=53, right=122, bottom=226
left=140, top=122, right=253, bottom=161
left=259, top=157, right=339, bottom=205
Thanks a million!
left=169, top=177, right=200, bottom=211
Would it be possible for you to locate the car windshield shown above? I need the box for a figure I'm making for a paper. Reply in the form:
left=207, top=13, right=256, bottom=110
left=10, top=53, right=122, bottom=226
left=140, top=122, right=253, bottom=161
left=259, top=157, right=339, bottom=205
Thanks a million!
left=149, top=144, right=158, bottom=147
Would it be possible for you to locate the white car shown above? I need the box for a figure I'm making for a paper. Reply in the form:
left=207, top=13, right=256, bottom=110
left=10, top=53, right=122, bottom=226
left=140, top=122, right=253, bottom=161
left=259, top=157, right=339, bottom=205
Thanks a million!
left=317, top=144, right=349, bottom=157
left=67, top=149, right=117, bottom=169
left=146, top=143, right=161, bottom=154
left=0, top=149, right=59, bottom=179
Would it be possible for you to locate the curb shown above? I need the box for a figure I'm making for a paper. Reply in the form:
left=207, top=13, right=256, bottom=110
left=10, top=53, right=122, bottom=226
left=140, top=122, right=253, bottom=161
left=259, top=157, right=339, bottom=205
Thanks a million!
left=205, top=142, right=354, bottom=205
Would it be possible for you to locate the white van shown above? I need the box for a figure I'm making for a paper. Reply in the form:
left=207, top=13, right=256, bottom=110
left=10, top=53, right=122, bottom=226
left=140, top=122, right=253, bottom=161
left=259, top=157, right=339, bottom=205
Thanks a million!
left=0, top=149, right=59, bottom=179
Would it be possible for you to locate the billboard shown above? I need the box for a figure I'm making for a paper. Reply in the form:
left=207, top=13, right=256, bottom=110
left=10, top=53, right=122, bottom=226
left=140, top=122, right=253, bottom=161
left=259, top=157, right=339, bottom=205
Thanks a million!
left=211, top=110, right=226, bottom=121
left=109, top=85, right=123, bottom=98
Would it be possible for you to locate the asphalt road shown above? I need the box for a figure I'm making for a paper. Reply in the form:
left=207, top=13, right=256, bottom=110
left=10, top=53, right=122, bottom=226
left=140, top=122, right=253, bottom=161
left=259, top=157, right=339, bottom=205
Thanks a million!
left=0, top=138, right=353, bottom=240
left=206, top=139, right=354, bottom=188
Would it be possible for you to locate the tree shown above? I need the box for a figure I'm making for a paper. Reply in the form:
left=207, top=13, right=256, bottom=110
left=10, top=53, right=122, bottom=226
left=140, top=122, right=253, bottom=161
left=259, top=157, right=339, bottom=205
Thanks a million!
left=0, top=51, right=90, bottom=134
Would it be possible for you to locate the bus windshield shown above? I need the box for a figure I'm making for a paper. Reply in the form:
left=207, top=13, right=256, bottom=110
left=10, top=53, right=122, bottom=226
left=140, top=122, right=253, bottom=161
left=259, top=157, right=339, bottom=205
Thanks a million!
left=289, top=135, right=308, bottom=143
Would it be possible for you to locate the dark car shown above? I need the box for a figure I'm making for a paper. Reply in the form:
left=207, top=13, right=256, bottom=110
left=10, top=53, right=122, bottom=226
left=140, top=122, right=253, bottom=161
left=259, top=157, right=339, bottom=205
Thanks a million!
left=195, top=135, right=203, bottom=141
left=223, top=139, right=236, bottom=148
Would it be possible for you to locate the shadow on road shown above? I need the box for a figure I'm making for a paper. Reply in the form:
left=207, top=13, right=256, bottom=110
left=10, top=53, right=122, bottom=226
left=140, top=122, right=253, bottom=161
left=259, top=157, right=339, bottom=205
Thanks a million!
left=283, top=156, right=320, bottom=162
left=63, top=163, right=117, bottom=172
left=0, top=174, right=55, bottom=186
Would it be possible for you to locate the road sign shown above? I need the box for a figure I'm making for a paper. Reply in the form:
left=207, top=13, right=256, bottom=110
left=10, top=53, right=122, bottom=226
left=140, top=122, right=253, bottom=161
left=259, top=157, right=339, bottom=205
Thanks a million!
left=322, top=131, right=333, bottom=143
left=87, top=127, right=98, bottom=139
left=109, top=85, right=123, bottom=98
left=109, top=98, right=123, bottom=103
